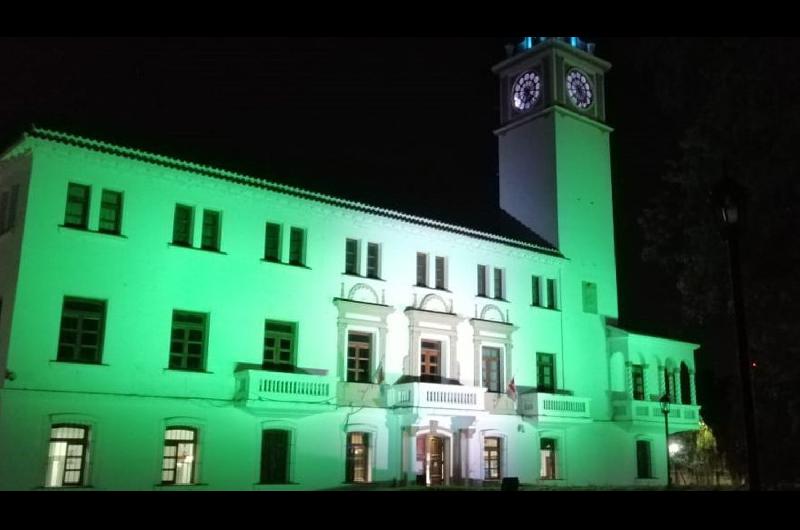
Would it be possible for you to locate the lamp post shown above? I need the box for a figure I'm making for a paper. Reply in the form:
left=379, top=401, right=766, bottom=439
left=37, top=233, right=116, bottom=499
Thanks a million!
left=659, top=394, right=672, bottom=489
left=713, top=173, right=761, bottom=491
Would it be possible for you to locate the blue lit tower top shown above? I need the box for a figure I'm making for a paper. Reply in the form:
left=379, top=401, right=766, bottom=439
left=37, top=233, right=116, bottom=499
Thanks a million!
left=518, top=36, right=596, bottom=55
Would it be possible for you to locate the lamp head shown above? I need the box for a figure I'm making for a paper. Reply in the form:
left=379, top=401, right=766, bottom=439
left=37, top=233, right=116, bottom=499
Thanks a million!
left=659, top=393, right=671, bottom=414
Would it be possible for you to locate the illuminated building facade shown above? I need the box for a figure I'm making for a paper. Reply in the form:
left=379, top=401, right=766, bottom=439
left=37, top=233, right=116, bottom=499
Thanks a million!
left=0, top=38, right=700, bottom=490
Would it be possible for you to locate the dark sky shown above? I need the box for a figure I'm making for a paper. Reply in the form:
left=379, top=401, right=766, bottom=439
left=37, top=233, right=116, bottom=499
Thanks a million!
left=0, top=37, right=684, bottom=340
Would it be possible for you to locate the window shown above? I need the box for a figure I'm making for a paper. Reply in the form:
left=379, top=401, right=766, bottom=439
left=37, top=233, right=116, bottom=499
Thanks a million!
left=169, top=311, right=207, bottom=371
left=477, top=265, right=488, bottom=297
left=347, top=332, right=372, bottom=383
left=201, top=209, right=221, bottom=251
left=493, top=268, right=505, bottom=300
left=264, top=320, right=296, bottom=371
left=482, top=346, right=503, bottom=393
left=261, top=429, right=290, bottom=484
left=532, top=275, right=541, bottom=306
left=582, top=281, right=598, bottom=313
left=664, top=368, right=677, bottom=403
left=484, top=437, right=501, bottom=480
left=636, top=440, right=652, bottom=478
left=537, top=352, right=555, bottom=393
left=632, top=364, right=645, bottom=400
left=98, top=189, right=123, bottom=234
left=162, top=428, right=197, bottom=485
left=289, top=227, right=305, bottom=265
left=540, top=438, right=557, bottom=480
left=57, top=298, right=106, bottom=364
left=345, top=239, right=360, bottom=274
left=46, top=424, right=89, bottom=487
left=346, top=432, right=370, bottom=483
left=173, top=204, right=194, bottom=246
left=435, top=256, right=446, bottom=289
left=366, top=242, right=380, bottom=279
left=416, top=252, right=427, bottom=286
left=64, top=183, right=90, bottom=229
left=265, top=222, right=281, bottom=261
left=546, top=278, right=557, bottom=309
left=420, top=340, right=441, bottom=380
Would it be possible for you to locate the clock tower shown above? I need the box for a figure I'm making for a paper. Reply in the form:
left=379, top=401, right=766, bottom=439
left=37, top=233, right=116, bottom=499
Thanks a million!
left=493, top=37, right=618, bottom=320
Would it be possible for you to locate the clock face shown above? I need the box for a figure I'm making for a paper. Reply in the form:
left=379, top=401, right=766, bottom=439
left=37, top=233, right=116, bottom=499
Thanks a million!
left=512, top=70, right=542, bottom=111
left=566, top=69, right=593, bottom=109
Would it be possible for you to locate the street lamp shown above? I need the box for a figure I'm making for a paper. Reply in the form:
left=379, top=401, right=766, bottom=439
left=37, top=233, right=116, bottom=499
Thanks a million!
left=712, top=172, right=761, bottom=491
left=659, top=394, right=672, bottom=488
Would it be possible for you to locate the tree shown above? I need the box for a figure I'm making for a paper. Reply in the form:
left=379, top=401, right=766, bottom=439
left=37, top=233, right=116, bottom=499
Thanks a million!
left=637, top=38, right=800, bottom=487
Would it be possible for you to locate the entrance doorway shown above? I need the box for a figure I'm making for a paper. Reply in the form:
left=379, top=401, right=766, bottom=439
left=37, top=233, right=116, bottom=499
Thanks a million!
left=416, top=434, right=447, bottom=486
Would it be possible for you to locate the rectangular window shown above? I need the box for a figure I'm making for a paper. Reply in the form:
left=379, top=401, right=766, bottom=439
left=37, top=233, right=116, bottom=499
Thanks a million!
left=169, top=311, right=207, bottom=371
left=540, top=438, right=557, bottom=480
left=435, top=256, right=446, bottom=290
left=481, top=346, right=503, bottom=393
left=261, top=430, right=290, bottom=484
left=532, top=275, right=541, bottom=306
left=537, top=352, right=555, bottom=393
left=57, top=298, right=106, bottom=364
left=494, top=268, right=505, bottom=300
left=484, top=437, right=501, bottom=480
left=46, top=424, right=89, bottom=487
left=546, top=278, right=557, bottom=309
left=477, top=265, right=488, bottom=297
left=632, top=364, right=645, bottom=400
left=345, top=239, right=360, bottom=275
left=346, top=432, right=370, bottom=483
left=162, top=428, right=197, bottom=485
left=636, top=440, right=652, bottom=478
left=416, top=252, right=428, bottom=286
left=582, top=281, right=598, bottom=313
left=366, top=242, right=380, bottom=279
left=264, top=320, right=296, bottom=371
left=289, top=227, right=305, bottom=265
left=64, top=183, right=90, bottom=229
left=98, top=189, right=123, bottom=234
left=173, top=204, right=194, bottom=247
left=265, top=222, right=281, bottom=261
left=420, top=340, right=441, bottom=380
left=201, top=209, right=221, bottom=251
left=347, top=332, right=372, bottom=383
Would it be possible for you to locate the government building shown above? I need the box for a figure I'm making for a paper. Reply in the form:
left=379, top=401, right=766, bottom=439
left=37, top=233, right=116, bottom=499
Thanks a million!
left=0, top=37, right=700, bottom=490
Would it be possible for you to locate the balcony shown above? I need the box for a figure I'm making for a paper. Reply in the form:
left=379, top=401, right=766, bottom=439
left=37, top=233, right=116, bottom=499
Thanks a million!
left=234, top=369, right=336, bottom=411
left=519, top=392, right=592, bottom=421
left=390, top=382, right=486, bottom=413
left=612, top=398, right=701, bottom=429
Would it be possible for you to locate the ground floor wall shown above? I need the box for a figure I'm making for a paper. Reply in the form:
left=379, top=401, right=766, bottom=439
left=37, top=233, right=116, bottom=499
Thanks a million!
left=0, top=389, right=669, bottom=490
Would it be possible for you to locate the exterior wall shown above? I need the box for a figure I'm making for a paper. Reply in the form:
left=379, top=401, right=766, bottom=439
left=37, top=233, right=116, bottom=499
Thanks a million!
left=0, top=129, right=700, bottom=490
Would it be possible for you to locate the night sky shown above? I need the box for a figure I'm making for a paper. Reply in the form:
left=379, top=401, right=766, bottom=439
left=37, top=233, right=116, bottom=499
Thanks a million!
left=0, top=37, right=683, bottom=340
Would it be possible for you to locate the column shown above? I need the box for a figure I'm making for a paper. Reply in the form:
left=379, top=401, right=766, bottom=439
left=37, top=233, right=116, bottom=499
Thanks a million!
left=689, top=370, right=697, bottom=405
left=624, top=361, right=633, bottom=398
left=673, top=369, right=682, bottom=405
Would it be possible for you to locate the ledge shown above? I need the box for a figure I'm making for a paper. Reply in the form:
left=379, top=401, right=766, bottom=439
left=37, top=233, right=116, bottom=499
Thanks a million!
left=168, top=242, right=227, bottom=255
left=476, top=295, right=510, bottom=304
left=58, top=225, right=128, bottom=240
left=260, top=259, right=310, bottom=270
left=162, top=368, right=215, bottom=375
left=49, top=360, right=109, bottom=367
left=413, top=284, right=451, bottom=293
left=342, top=272, right=384, bottom=282
left=531, top=304, right=560, bottom=312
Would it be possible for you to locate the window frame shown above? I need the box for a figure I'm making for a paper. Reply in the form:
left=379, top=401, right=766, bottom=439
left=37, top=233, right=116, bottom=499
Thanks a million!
left=200, top=209, right=221, bottom=251
left=161, top=427, right=198, bottom=486
left=263, top=320, right=297, bottom=372
left=481, top=345, right=503, bottom=393
left=483, top=436, right=502, bottom=481
left=532, top=275, right=542, bottom=306
left=477, top=265, right=488, bottom=297
left=366, top=242, right=381, bottom=279
left=537, top=352, right=556, bottom=393
left=172, top=204, right=195, bottom=247
left=546, top=278, right=558, bottom=309
left=540, top=437, right=558, bottom=480
left=632, top=364, right=645, bottom=400
left=493, top=267, right=505, bottom=300
left=288, top=226, right=306, bottom=266
left=416, top=252, right=428, bottom=287
left=45, top=424, right=90, bottom=488
left=64, top=183, right=90, bottom=229
left=265, top=222, right=282, bottom=262
left=346, top=432, right=371, bottom=483
left=434, top=256, right=447, bottom=290
left=57, top=297, right=106, bottom=364
left=98, top=189, right=123, bottom=235
left=168, top=310, right=208, bottom=372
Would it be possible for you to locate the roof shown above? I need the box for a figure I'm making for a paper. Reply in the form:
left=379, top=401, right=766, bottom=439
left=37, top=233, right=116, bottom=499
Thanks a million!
left=18, top=126, right=562, bottom=257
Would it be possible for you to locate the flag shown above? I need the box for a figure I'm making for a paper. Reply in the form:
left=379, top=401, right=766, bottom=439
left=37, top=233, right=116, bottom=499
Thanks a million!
left=507, top=376, right=517, bottom=401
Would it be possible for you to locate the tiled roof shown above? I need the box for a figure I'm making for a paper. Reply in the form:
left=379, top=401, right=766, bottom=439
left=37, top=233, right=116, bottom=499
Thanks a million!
left=24, top=126, right=562, bottom=257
